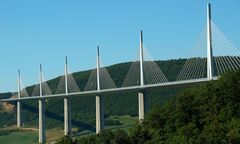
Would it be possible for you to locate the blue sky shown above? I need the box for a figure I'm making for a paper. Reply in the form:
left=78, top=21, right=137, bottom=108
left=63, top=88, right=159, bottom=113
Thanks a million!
left=0, top=0, right=239, bottom=92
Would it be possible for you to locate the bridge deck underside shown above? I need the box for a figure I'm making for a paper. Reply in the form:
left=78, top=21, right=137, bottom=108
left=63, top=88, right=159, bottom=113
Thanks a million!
left=0, top=77, right=218, bottom=102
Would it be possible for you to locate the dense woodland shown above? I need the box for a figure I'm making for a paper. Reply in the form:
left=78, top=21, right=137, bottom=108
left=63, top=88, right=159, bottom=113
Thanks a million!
left=57, top=70, right=240, bottom=144
left=0, top=59, right=187, bottom=129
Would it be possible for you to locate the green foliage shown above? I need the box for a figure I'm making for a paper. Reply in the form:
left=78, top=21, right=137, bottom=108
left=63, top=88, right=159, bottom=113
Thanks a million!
left=0, top=112, right=16, bottom=128
left=112, top=129, right=130, bottom=144
left=129, top=124, right=152, bottom=144
left=225, top=118, right=240, bottom=143
left=104, top=119, right=122, bottom=126
left=56, top=70, right=240, bottom=144
left=0, top=129, right=23, bottom=136
left=0, top=92, right=12, bottom=99
left=0, top=130, right=10, bottom=136
left=56, top=135, right=77, bottom=144
left=141, top=70, right=240, bottom=143
left=76, top=129, right=130, bottom=144
left=0, top=130, right=38, bottom=144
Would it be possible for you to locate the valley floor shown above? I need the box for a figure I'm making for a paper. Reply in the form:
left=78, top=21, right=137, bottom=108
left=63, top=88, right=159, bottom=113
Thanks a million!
left=0, top=115, right=137, bottom=144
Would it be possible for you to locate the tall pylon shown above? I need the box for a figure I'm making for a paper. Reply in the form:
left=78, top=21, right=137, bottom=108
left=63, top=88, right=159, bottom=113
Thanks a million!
left=64, top=56, right=72, bottom=136
left=96, top=46, right=104, bottom=134
left=138, top=30, right=146, bottom=121
left=17, top=70, right=22, bottom=128
left=207, top=3, right=214, bottom=80
left=39, top=64, right=46, bottom=144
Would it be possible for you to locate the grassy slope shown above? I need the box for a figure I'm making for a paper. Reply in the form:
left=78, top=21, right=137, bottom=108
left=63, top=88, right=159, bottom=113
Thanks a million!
left=18, top=59, right=187, bottom=130
left=0, top=115, right=137, bottom=143
left=0, top=131, right=38, bottom=144
left=0, top=59, right=188, bottom=133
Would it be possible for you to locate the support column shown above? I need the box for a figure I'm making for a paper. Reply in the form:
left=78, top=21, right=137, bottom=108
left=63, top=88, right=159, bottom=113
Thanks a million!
left=39, top=99, right=46, bottom=143
left=139, top=30, right=146, bottom=121
left=17, top=70, right=22, bottom=128
left=17, top=101, right=22, bottom=127
left=64, top=56, right=72, bottom=136
left=64, top=98, right=71, bottom=135
left=207, top=3, right=214, bottom=80
left=138, top=91, right=146, bottom=121
left=96, top=46, right=104, bottom=134
left=96, top=95, right=104, bottom=134
left=39, top=64, right=46, bottom=144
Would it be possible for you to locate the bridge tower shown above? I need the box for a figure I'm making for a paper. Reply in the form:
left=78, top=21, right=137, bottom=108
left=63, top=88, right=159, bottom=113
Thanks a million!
left=64, top=56, right=72, bottom=136
left=139, top=30, right=146, bottom=121
left=207, top=3, right=214, bottom=80
left=39, top=64, right=46, bottom=143
left=17, top=70, right=22, bottom=128
left=96, top=46, right=104, bottom=134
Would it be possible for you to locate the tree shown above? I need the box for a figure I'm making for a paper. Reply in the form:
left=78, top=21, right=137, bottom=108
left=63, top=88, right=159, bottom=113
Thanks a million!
left=56, top=136, right=75, bottom=144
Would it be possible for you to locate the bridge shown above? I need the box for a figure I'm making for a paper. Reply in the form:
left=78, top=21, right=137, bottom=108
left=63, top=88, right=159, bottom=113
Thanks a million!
left=0, top=3, right=240, bottom=143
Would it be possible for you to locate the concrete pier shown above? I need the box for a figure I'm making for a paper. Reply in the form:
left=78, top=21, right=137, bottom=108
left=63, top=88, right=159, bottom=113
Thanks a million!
left=96, top=47, right=104, bottom=134
left=138, top=31, right=146, bottom=122
left=17, top=101, right=22, bottom=127
left=39, top=64, right=46, bottom=144
left=138, top=91, right=146, bottom=121
left=39, top=99, right=46, bottom=143
left=17, top=70, right=22, bottom=128
left=64, top=57, right=72, bottom=136
left=64, top=97, right=71, bottom=136
left=96, top=95, right=104, bottom=134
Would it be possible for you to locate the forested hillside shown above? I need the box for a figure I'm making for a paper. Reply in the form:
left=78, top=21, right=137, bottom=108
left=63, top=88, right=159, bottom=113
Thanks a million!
left=0, top=59, right=187, bottom=130
left=57, top=70, right=240, bottom=144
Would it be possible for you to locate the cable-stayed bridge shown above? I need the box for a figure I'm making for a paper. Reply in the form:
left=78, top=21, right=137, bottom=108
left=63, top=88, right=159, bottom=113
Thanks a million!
left=0, top=3, right=240, bottom=143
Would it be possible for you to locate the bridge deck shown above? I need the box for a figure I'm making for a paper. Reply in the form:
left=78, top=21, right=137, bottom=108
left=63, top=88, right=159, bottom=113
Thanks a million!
left=0, top=77, right=218, bottom=102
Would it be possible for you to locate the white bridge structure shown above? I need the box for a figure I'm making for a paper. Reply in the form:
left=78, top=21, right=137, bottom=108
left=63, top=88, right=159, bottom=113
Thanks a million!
left=0, top=3, right=240, bottom=143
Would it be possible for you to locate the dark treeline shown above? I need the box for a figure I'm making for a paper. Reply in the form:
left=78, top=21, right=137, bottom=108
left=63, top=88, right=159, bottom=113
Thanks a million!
left=0, top=59, right=187, bottom=129
left=57, top=70, right=240, bottom=144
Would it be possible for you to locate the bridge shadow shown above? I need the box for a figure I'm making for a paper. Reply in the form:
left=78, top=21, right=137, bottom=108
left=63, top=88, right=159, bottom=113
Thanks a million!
left=21, top=103, right=95, bottom=132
